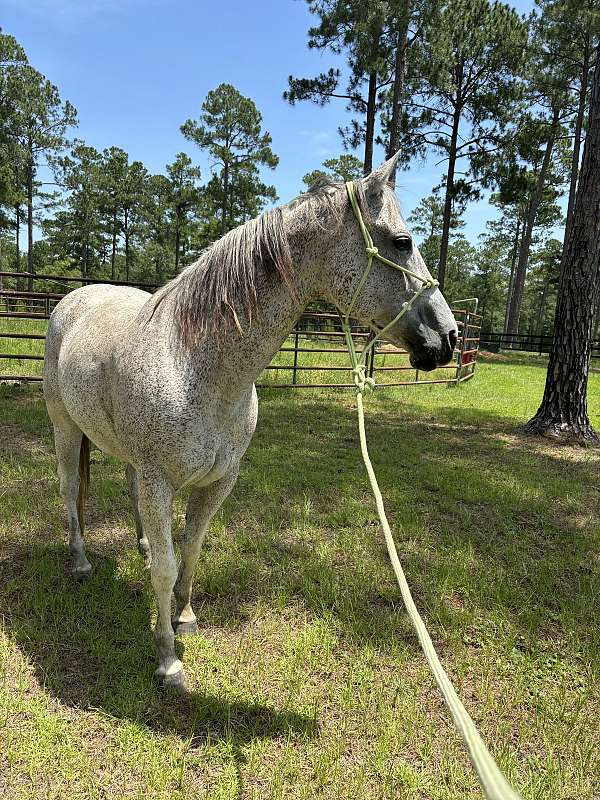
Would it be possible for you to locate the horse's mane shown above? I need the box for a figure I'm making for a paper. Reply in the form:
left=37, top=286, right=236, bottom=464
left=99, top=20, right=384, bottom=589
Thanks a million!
left=151, top=178, right=367, bottom=350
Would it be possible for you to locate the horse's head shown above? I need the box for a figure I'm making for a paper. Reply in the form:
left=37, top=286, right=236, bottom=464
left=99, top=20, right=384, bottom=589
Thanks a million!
left=318, top=155, right=458, bottom=371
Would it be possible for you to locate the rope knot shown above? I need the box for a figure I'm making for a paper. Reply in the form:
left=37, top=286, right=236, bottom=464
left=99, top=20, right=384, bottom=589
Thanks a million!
left=352, top=365, right=376, bottom=395
left=366, top=246, right=378, bottom=258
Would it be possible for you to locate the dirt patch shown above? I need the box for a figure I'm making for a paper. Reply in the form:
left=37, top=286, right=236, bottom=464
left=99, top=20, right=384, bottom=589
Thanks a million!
left=476, top=350, right=509, bottom=362
left=0, top=421, right=52, bottom=458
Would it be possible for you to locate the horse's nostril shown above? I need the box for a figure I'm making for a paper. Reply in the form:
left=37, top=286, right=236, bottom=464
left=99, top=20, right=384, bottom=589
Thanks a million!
left=448, top=329, right=458, bottom=352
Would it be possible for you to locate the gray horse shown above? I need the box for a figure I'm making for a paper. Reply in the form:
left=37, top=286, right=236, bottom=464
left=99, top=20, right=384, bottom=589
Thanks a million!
left=43, top=155, right=458, bottom=690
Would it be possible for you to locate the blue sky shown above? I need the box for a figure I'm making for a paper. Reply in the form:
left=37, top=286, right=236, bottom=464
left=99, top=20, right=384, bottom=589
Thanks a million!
left=4, top=0, right=540, bottom=243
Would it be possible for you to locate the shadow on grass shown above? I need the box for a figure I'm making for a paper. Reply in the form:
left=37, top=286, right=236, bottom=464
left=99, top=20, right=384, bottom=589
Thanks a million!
left=1, top=385, right=599, bottom=735
left=0, top=543, right=317, bottom=747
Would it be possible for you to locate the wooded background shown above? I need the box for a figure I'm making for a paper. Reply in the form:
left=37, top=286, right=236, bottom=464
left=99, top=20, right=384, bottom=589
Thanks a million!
left=0, top=0, right=598, bottom=340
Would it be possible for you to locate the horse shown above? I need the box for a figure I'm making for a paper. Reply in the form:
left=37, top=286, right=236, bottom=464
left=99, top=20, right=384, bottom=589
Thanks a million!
left=43, top=154, right=458, bottom=691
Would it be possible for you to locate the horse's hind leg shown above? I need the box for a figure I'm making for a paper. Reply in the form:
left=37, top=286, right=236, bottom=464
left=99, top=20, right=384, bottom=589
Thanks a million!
left=52, top=417, right=92, bottom=579
left=126, top=465, right=151, bottom=568
left=173, top=468, right=239, bottom=636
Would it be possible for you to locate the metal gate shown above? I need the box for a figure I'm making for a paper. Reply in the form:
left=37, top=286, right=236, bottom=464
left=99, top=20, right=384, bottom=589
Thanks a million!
left=0, top=271, right=480, bottom=388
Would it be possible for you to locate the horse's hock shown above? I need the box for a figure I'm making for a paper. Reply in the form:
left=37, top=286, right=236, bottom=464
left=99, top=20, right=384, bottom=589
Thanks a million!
left=0, top=272, right=480, bottom=387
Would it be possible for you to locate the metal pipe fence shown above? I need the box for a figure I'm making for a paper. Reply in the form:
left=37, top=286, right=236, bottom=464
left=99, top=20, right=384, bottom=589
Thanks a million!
left=0, top=271, right=480, bottom=388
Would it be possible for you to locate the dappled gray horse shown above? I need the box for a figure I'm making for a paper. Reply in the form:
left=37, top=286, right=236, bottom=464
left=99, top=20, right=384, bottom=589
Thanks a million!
left=44, top=155, right=458, bottom=690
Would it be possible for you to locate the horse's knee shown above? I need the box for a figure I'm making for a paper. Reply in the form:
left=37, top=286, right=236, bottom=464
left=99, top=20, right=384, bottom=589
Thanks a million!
left=151, top=564, right=177, bottom=596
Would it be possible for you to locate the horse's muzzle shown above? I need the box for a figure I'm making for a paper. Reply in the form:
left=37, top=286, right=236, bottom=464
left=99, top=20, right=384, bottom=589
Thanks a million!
left=409, top=329, right=457, bottom=371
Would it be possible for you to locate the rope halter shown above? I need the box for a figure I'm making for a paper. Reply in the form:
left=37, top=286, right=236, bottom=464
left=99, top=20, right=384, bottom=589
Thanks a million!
left=341, top=181, right=439, bottom=394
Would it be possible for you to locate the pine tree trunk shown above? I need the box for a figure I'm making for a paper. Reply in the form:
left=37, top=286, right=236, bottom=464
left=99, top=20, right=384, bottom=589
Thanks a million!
left=363, top=72, right=377, bottom=175
left=386, top=9, right=410, bottom=186
left=504, top=217, right=521, bottom=333
left=111, top=211, right=117, bottom=281
left=14, top=203, right=20, bottom=289
left=563, top=47, right=590, bottom=250
left=505, top=110, right=558, bottom=336
left=524, top=44, right=600, bottom=445
left=438, top=103, right=461, bottom=292
left=124, top=208, right=130, bottom=281
left=26, top=144, right=34, bottom=293
left=221, top=160, right=229, bottom=236
left=175, top=208, right=181, bottom=271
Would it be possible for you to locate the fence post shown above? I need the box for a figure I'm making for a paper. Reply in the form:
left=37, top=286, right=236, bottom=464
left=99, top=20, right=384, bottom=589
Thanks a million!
left=292, top=329, right=299, bottom=385
left=456, top=311, right=469, bottom=384
left=368, top=333, right=376, bottom=380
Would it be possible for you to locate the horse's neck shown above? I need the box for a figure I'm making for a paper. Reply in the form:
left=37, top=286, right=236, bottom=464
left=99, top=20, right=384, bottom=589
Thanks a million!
left=180, top=207, right=322, bottom=396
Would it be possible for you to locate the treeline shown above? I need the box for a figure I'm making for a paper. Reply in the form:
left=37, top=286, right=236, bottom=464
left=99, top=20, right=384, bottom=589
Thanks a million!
left=0, top=45, right=278, bottom=288
left=0, top=0, right=599, bottom=337
left=286, top=0, right=598, bottom=336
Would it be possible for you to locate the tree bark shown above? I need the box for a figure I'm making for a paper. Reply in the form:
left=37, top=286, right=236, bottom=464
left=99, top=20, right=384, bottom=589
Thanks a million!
left=563, top=46, right=590, bottom=251
left=386, top=9, right=410, bottom=186
left=438, top=101, right=461, bottom=292
left=363, top=71, right=378, bottom=175
left=524, top=43, right=600, bottom=444
left=505, top=108, right=559, bottom=336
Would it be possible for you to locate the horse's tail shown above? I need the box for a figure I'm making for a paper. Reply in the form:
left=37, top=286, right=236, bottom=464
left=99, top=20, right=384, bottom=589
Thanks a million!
left=77, top=434, right=90, bottom=534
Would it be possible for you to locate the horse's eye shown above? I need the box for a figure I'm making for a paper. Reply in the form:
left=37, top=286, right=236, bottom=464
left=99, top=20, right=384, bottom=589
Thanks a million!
left=394, top=234, right=412, bottom=253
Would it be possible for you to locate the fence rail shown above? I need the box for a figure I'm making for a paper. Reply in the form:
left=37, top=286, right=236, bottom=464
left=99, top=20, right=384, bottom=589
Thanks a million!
left=0, top=271, right=480, bottom=389
left=481, top=330, right=600, bottom=358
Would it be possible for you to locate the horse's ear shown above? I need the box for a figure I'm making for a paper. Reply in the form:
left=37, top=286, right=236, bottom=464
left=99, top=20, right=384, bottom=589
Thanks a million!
left=363, top=152, right=401, bottom=194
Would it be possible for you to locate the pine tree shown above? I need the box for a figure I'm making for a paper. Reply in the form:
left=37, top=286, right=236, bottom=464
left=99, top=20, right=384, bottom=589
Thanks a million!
left=47, top=142, right=104, bottom=278
left=0, top=31, right=28, bottom=230
left=98, top=147, right=128, bottom=280
left=523, top=40, right=600, bottom=444
left=8, top=64, right=76, bottom=288
left=181, top=84, right=277, bottom=236
left=165, top=153, right=201, bottom=271
left=302, top=154, right=363, bottom=187
left=413, top=0, right=527, bottom=290
left=533, top=0, right=600, bottom=255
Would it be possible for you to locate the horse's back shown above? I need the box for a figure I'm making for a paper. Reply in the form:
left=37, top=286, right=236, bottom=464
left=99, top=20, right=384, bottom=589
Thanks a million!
left=44, top=284, right=151, bottom=456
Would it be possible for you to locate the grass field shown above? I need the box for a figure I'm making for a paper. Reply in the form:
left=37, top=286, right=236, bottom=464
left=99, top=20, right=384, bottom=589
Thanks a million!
left=1, top=357, right=599, bottom=799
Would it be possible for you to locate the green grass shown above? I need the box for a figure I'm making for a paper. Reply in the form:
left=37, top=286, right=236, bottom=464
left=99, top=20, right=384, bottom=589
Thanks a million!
left=0, top=359, right=599, bottom=799
left=0, top=318, right=47, bottom=380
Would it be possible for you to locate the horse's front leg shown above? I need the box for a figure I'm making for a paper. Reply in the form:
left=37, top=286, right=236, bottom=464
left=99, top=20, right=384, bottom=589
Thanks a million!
left=173, top=467, right=240, bottom=636
left=136, top=468, right=184, bottom=690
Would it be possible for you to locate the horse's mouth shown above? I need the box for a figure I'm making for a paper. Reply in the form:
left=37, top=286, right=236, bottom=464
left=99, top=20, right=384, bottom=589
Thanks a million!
left=409, top=349, right=442, bottom=371
left=409, top=338, right=456, bottom=371
left=369, top=321, right=456, bottom=372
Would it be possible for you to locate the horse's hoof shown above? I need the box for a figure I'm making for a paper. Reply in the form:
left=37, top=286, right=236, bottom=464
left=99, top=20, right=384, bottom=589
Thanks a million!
left=72, top=565, right=92, bottom=581
left=158, top=668, right=187, bottom=693
left=172, top=619, right=198, bottom=636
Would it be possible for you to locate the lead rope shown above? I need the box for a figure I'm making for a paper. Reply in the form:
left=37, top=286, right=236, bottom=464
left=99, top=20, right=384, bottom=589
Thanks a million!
left=341, top=182, right=522, bottom=800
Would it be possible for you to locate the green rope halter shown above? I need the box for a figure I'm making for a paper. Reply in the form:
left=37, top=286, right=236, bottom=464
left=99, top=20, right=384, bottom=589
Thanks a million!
left=342, top=180, right=523, bottom=800
left=340, top=180, right=439, bottom=393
